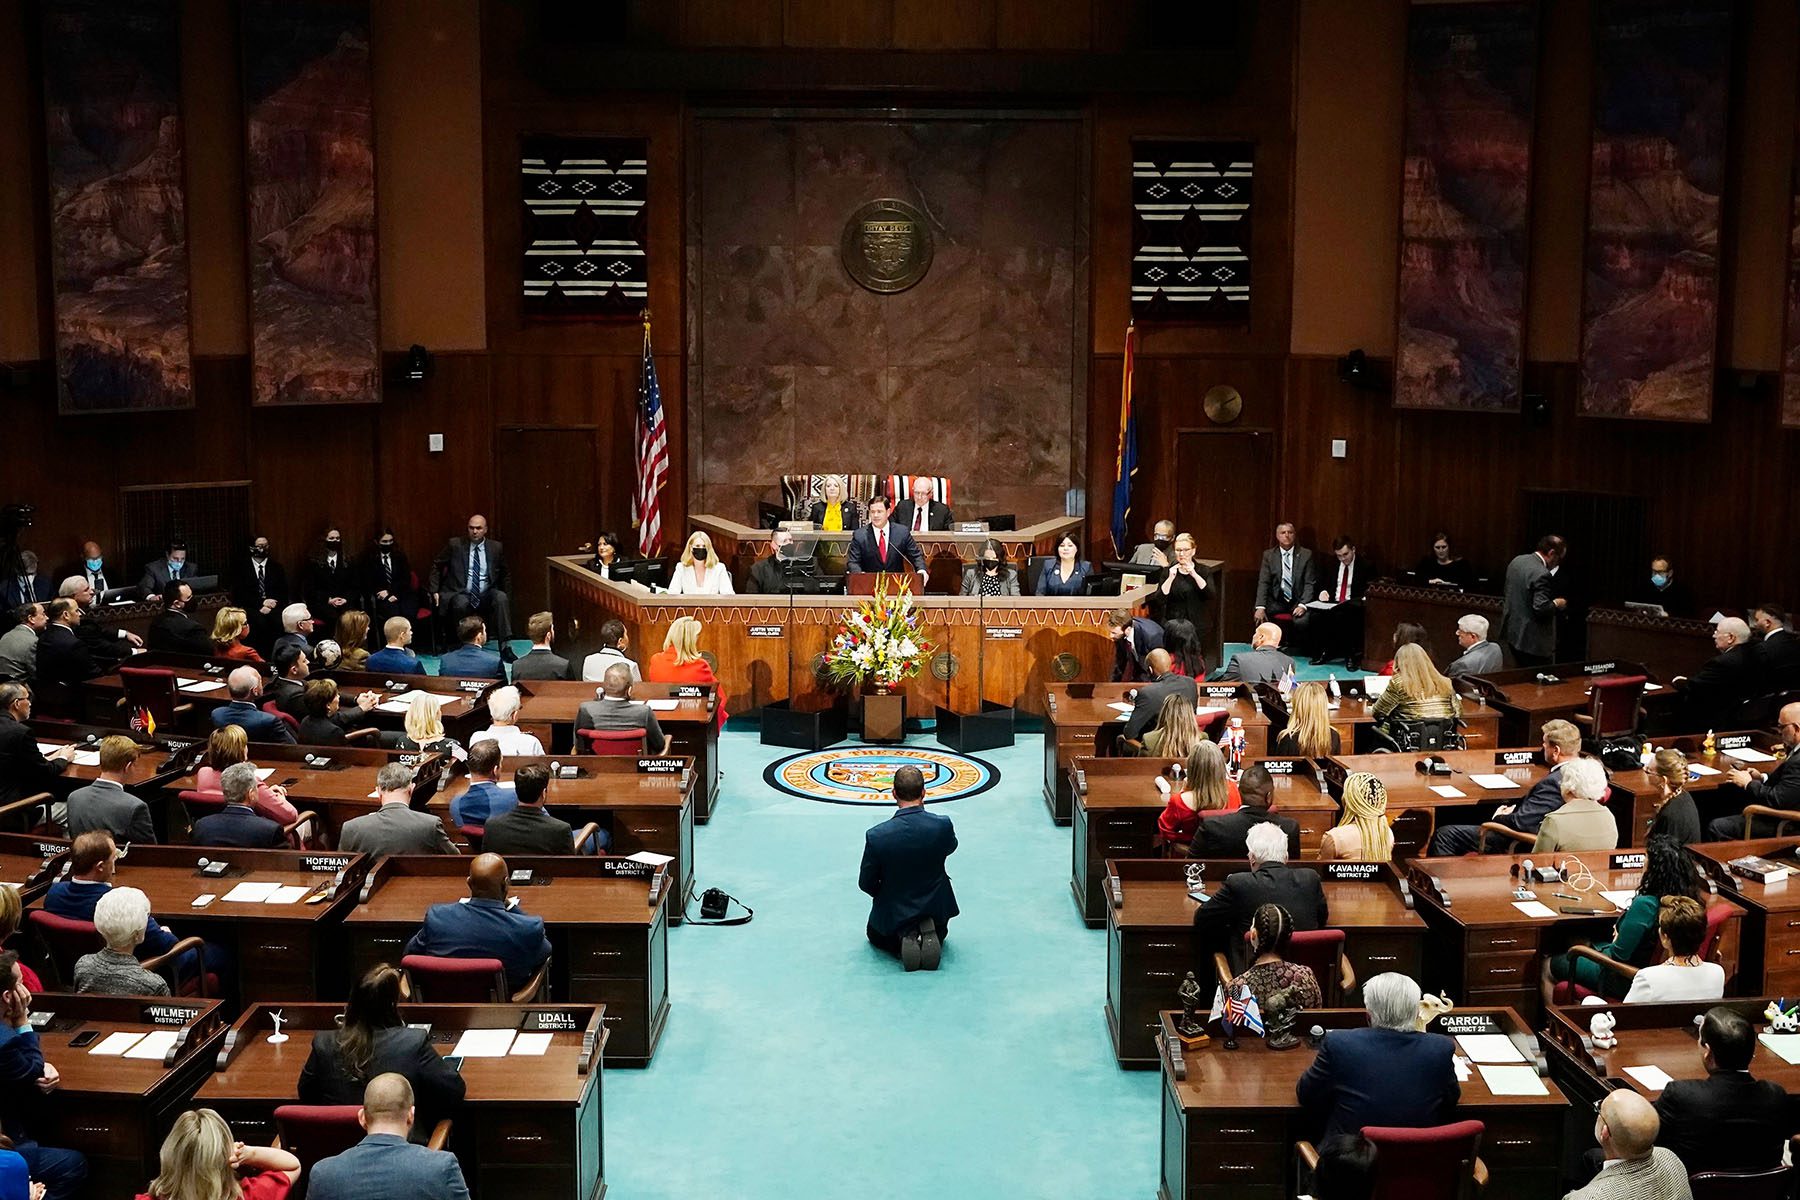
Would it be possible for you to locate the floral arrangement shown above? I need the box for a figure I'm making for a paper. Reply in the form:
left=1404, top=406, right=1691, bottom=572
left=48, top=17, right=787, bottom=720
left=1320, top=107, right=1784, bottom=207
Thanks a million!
left=821, top=576, right=933, bottom=690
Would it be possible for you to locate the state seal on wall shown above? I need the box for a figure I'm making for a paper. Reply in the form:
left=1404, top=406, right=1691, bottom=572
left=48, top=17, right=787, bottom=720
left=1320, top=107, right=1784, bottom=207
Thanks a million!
left=840, top=199, right=934, bottom=294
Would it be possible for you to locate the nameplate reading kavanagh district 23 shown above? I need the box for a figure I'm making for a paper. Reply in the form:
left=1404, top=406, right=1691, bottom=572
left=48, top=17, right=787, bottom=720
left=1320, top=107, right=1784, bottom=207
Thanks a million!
left=841, top=199, right=934, bottom=294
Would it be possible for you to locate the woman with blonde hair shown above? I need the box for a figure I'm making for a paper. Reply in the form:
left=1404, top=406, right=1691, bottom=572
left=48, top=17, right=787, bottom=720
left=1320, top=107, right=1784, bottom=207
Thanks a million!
left=334, top=610, right=371, bottom=670
left=1154, top=532, right=1209, bottom=628
left=196, top=726, right=297, bottom=824
left=647, top=616, right=727, bottom=726
left=668, top=531, right=735, bottom=596
left=807, top=475, right=863, bottom=531
left=138, top=1108, right=299, bottom=1200
left=0, top=885, right=41, bottom=992
left=210, top=608, right=262, bottom=663
left=397, top=694, right=465, bottom=760
left=1319, top=772, right=1393, bottom=861
left=1157, top=739, right=1241, bottom=845
left=1273, top=682, right=1341, bottom=757
left=1141, top=692, right=1202, bottom=760
left=1370, top=642, right=1460, bottom=738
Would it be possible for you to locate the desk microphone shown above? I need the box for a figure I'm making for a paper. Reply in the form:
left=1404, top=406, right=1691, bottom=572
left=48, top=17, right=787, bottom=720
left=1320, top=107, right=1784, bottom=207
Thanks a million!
left=385, top=680, right=397, bottom=691
left=1308, top=1025, right=1324, bottom=1049
left=1535, top=672, right=1560, bottom=685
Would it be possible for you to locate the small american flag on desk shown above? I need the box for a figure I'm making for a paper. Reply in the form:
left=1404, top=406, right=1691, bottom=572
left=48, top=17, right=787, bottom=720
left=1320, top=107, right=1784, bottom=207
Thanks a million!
left=633, top=317, right=669, bottom=557
left=1212, top=981, right=1264, bottom=1037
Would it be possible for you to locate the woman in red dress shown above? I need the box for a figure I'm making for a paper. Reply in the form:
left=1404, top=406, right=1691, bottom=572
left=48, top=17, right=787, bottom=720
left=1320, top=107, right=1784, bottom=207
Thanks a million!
left=137, top=1108, right=300, bottom=1200
left=1156, top=739, right=1242, bottom=845
left=646, top=616, right=727, bottom=728
left=211, top=608, right=264, bottom=664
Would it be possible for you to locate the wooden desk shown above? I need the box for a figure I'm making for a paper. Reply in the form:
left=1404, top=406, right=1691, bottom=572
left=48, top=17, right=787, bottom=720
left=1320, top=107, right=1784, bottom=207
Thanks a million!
left=1105, top=859, right=1425, bottom=1067
left=1069, top=757, right=1340, bottom=924
left=1464, top=659, right=1672, bottom=745
left=27, top=993, right=228, bottom=1199
left=26, top=844, right=370, bottom=1000
left=198, top=1002, right=605, bottom=1200
left=0, top=832, right=72, bottom=903
left=1320, top=749, right=1549, bottom=860
left=16, top=722, right=182, bottom=836
left=1156, top=1005, right=1564, bottom=1200
left=1606, top=730, right=1783, bottom=845
left=1256, top=685, right=1501, bottom=755
left=514, top=680, right=720, bottom=822
left=1585, top=607, right=1717, bottom=686
left=345, top=855, right=670, bottom=1065
left=1363, top=581, right=1504, bottom=674
left=1541, top=996, right=1800, bottom=1111
left=1405, top=852, right=1745, bottom=1024
left=1689, top=838, right=1800, bottom=995
left=162, top=749, right=450, bottom=843
left=88, top=590, right=230, bottom=639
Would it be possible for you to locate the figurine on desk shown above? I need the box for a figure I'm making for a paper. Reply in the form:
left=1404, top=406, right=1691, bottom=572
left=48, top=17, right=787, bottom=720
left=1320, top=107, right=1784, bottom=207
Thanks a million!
left=1264, top=984, right=1303, bottom=1050
left=1176, top=971, right=1206, bottom=1040
left=1588, top=1010, right=1617, bottom=1050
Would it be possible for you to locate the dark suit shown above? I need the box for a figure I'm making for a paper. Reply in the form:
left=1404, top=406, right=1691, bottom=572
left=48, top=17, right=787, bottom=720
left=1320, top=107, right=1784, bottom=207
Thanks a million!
left=1310, top=553, right=1374, bottom=664
left=1709, top=751, right=1800, bottom=840
left=71, top=608, right=129, bottom=667
left=509, top=647, right=571, bottom=681
left=859, top=805, right=959, bottom=946
left=309, top=1133, right=470, bottom=1200
left=482, top=806, right=577, bottom=856
left=146, top=608, right=211, bottom=656
left=298, top=714, right=349, bottom=745
left=1501, top=552, right=1558, bottom=664
left=1654, top=1068, right=1795, bottom=1175
left=432, top=537, right=513, bottom=643
left=366, top=646, right=424, bottom=676
left=138, top=559, right=199, bottom=594
left=1297, top=1026, right=1461, bottom=1141
left=209, top=699, right=296, bottom=744
left=230, top=556, right=289, bottom=647
left=406, top=896, right=552, bottom=992
left=1111, top=617, right=1164, bottom=683
left=845, top=523, right=925, bottom=574
left=0, top=1024, right=87, bottom=1200
left=749, top=555, right=816, bottom=595
left=806, top=498, right=864, bottom=528
left=298, top=1026, right=466, bottom=1128
left=1254, top=545, right=1317, bottom=618
left=33, top=624, right=98, bottom=688
left=1431, top=762, right=1565, bottom=855
left=437, top=643, right=504, bottom=680
left=358, top=546, right=420, bottom=624
left=191, top=803, right=286, bottom=849
left=303, top=552, right=359, bottom=631
left=1629, top=577, right=1694, bottom=619
left=1194, top=863, right=1328, bottom=972
left=0, top=715, right=69, bottom=809
left=1121, top=671, right=1200, bottom=742
left=574, top=697, right=665, bottom=755
left=1683, top=643, right=1757, bottom=728
left=1755, top=628, right=1800, bottom=696
left=892, top=498, right=952, bottom=532
left=1214, top=647, right=1296, bottom=685
left=1193, top=807, right=1301, bottom=861
left=1, top=575, right=52, bottom=609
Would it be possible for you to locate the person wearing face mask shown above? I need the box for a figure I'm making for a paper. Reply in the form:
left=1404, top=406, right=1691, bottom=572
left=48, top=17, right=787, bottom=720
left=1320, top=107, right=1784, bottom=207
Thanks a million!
left=960, top=538, right=1019, bottom=596
left=668, top=531, right=735, bottom=595
left=146, top=581, right=211, bottom=656
left=231, top=534, right=288, bottom=651
left=749, top=529, right=811, bottom=594
left=304, top=528, right=358, bottom=633
left=1627, top=554, right=1692, bottom=618
left=138, top=541, right=195, bottom=595
left=1128, top=519, right=1177, bottom=569
left=357, top=529, right=419, bottom=627
left=73, top=541, right=110, bottom=598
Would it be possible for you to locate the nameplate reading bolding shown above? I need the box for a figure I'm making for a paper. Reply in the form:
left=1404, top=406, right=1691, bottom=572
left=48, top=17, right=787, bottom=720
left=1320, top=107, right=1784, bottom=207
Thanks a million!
left=1610, top=853, right=1647, bottom=871
left=1581, top=662, right=1618, bottom=676
left=748, top=625, right=784, bottom=638
left=984, top=627, right=1024, bottom=640
left=302, top=855, right=354, bottom=873
left=637, top=758, right=683, bottom=774
left=522, top=1010, right=581, bottom=1032
left=1433, top=1014, right=1502, bottom=1035
left=145, top=1005, right=200, bottom=1026
left=1323, top=862, right=1381, bottom=882
left=675, top=684, right=706, bottom=698
left=1719, top=734, right=1754, bottom=750
left=1495, top=751, right=1536, bottom=767
left=1260, top=759, right=1297, bottom=775
left=1202, top=686, right=1239, bottom=700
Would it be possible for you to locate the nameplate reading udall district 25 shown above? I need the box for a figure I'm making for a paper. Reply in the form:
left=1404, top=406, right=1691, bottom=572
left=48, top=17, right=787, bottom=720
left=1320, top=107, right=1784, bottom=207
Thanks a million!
left=841, top=199, right=934, bottom=294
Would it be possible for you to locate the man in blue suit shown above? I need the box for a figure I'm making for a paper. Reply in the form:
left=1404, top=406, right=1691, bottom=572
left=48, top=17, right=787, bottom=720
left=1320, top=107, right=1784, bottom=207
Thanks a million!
left=0, top=951, right=86, bottom=1200
left=436, top=616, right=504, bottom=680
left=2, top=552, right=55, bottom=610
left=1297, top=972, right=1460, bottom=1141
left=1106, top=608, right=1164, bottom=683
left=46, top=831, right=228, bottom=986
left=859, top=765, right=958, bottom=971
left=209, top=666, right=296, bottom=744
left=308, top=1073, right=470, bottom=1200
left=845, top=495, right=926, bottom=575
left=1427, top=718, right=1579, bottom=855
left=406, top=853, right=550, bottom=993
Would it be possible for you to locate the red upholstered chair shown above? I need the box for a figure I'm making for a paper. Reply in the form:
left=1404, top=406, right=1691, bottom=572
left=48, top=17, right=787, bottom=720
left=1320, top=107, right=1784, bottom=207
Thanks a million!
left=1689, top=1165, right=1793, bottom=1200
left=27, top=909, right=214, bottom=997
left=577, top=729, right=647, bottom=756
left=1575, top=675, right=1648, bottom=741
left=1301, top=1121, right=1487, bottom=1200
left=1553, top=896, right=1735, bottom=1004
left=401, top=953, right=548, bottom=1003
left=274, top=1105, right=451, bottom=1182
left=457, top=824, right=485, bottom=853
left=118, top=666, right=193, bottom=731
left=1287, top=928, right=1356, bottom=1004
left=259, top=701, right=302, bottom=737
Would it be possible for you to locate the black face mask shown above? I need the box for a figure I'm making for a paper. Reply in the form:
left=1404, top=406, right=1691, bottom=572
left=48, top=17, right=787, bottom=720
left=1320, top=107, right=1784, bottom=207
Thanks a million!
left=983, top=559, right=1000, bottom=571
left=251, top=549, right=267, bottom=561
left=378, top=542, right=395, bottom=553
left=1153, top=537, right=1173, bottom=550
left=692, top=546, right=708, bottom=561
left=325, top=541, right=341, bottom=552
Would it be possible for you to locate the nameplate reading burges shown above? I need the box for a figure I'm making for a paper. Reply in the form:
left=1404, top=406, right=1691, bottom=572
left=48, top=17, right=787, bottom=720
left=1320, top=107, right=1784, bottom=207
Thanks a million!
left=637, top=758, right=683, bottom=774
left=1323, top=862, right=1382, bottom=882
left=302, top=855, right=355, bottom=873
left=748, top=625, right=783, bottom=638
left=984, top=627, right=1023, bottom=640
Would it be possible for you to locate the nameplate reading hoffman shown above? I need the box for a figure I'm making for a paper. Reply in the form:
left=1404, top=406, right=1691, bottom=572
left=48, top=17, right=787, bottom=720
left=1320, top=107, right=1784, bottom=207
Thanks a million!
left=841, top=199, right=933, bottom=294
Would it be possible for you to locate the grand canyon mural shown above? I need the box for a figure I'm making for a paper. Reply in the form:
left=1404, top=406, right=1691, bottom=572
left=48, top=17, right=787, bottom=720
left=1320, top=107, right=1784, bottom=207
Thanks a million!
left=41, top=0, right=192, bottom=413
left=1393, top=3, right=1535, bottom=413
left=1579, top=0, right=1731, bottom=423
left=242, top=0, right=378, bottom=406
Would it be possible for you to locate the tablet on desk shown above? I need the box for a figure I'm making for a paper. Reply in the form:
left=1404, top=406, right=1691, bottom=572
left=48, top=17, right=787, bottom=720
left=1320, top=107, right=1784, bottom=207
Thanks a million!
left=1623, top=601, right=1668, bottom=618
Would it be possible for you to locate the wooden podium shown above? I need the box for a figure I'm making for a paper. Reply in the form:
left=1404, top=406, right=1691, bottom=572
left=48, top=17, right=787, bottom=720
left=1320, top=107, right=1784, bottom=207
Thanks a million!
left=861, top=689, right=905, bottom=743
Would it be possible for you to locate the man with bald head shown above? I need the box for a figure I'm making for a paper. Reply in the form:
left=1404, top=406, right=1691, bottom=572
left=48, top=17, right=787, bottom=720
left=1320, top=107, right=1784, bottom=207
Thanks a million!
left=307, top=1073, right=471, bottom=1200
left=1121, top=647, right=1200, bottom=742
left=208, top=665, right=295, bottom=743
left=574, top=663, right=666, bottom=754
left=1214, top=622, right=1297, bottom=685
left=406, top=852, right=551, bottom=994
left=1708, top=701, right=1800, bottom=841
left=892, top=475, right=951, bottom=533
left=1566, top=1090, right=1688, bottom=1200
left=432, top=514, right=513, bottom=644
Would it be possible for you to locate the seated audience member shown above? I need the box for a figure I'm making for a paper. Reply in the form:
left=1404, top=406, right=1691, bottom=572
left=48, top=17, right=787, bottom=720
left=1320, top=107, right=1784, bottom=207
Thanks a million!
left=1272, top=681, right=1340, bottom=757
left=449, top=741, right=514, bottom=830
left=406, top=853, right=552, bottom=993
left=1154, top=533, right=1208, bottom=627
left=432, top=515, right=513, bottom=644
left=1121, top=649, right=1198, bottom=743
left=60, top=575, right=141, bottom=664
left=1413, top=531, right=1474, bottom=591
left=893, top=475, right=951, bottom=533
left=196, top=726, right=297, bottom=824
left=470, top=686, right=544, bottom=756
left=210, top=607, right=263, bottom=663
left=1543, top=836, right=1700, bottom=1004
left=1623, top=895, right=1725, bottom=1003
left=335, top=609, right=372, bottom=670
left=138, top=541, right=195, bottom=595
left=0, top=887, right=41, bottom=993
left=1129, top=519, right=1176, bottom=568
left=1228, top=903, right=1323, bottom=1011
left=1106, top=607, right=1164, bottom=683
left=265, top=642, right=311, bottom=717
left=806, top=475, right=863, bottom=531
left=1308, top=1134, right=1378, bottom=1200
left=34, top=599, right=99, bottom=688
left=1707, top=700, right=1800, bottom=841
left=1645, top=749, right=1702, bottom=845
left=74, top=887, right=169, bottom=997
left=396, top=694, right=464, bottom=760
left=0, top=683, right=73, bottom=809
left=647, top=616, right=728, bottom=727
left=0, top=950, right=87, bottom=1199
left=1196, top=823, right=1326, bottom=972
left=190, top=762, right=287, bottom=850
left=1296, top=972, right=1458, bottom=1142
left=139, top=1108, right=299, bottom=1200
left=47, top=832, right=224, bottom=983
left=1036, top=533, right=1091, bottom=597
left=438, top=616, right=504, bottom=681
left=1318, top=772, right=1393, bottom=861
left=1213, top=623, right=1295, bottom=685
left=1430, top=719, right=1581, bottom=855
left=1446, top=613, right=1502, bottom=678
left=299, top=678, right=355, bottom=745
left=146, top=581, right=211, bottom=656
left=749, top=529, right=809, bottom=595
left=959, top=539, right=1019, bottom=597
left=338, top=765, right=458, bottom=857
left=1370, top=643, right=1460, bottom=739
left=365, top=617, right=424, bottom=676
left=0, top=602, right=46, bottom=682
left=1161, top=618, right=1205, bottom=678
left=298, top=965, right=466, bottom=1126
left=575, top=664, right=667, bottom=754
left=1629, top=554, right=1693, bottom=618
left=1533, top=757, right=1619, bottom=853
left=1195, top=764, right=1295, bottom=859
left=1654, top=1006, right=1794, bottom=1176
left=668, top=530, right=735, bottom=596
left=360, top=529, right=419, bottom=626
left=209, top=666, right=295, bottom=745
left=482, top=763, right=594, bottom=855
left=580, top=619, right=641, bottom=684
left=306, top=1074, right=471, bottom=1200
left=64, top=735, right=155, bottom=845
left=1753, top=602, right=1800, bottom=694
left=509, top=611, right=570, bottom=680
left=1675, top=616, right=1754, bottom=729
left=270, top=602, right=316, bottom=665
left=1307, top=534, right=1372, bottom=666
left=1565, top=1091, right=1686, bottom=1200
left=3, top=552, right=53, bottom=610
left=1138, top=693, right=1201, bottom=760
left=859, top=766, right=958, bottom=972
left=587, top=529, right=628, bottom=578
left=1159, top=740, right=1241, bottom=847
left=845, top=494, right=925, bottom=574
left=1376, top=621, right=1428, bottom=675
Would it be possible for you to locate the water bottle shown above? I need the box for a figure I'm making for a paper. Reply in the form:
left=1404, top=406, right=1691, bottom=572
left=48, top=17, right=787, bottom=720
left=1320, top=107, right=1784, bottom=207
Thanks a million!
left=1327, top=673, right=1341, bottom=709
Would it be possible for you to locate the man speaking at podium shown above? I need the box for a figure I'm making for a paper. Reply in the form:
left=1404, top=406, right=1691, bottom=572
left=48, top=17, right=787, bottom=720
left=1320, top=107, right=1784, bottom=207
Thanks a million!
left=846, top=495, right=925, bottom=574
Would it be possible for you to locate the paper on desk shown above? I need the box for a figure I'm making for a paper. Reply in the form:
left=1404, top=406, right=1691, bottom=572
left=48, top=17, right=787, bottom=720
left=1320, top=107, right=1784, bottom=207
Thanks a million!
left=1429, top=784, right=1466, bottom=799
left=1728, top=748, right=1778, bottom=764
left=124, top=1030, right=179, bottom=1060
left=222, top=881, right=281, bottom=903
left=254, top=768, right=275, bottom=781
left=1599, top=890, right=1638, bottom=910
left=88, top=1031, right=144, bottom=1056
left=178, top=680, right=225, bottom=694
left=376, top=700, right=412, bottom=714
left=1623, top=1065, right=1674, bottom=1091
left=1476, top=1064, right=1548, bottom=1096
left=1469, top=773, right=1520, bottom=790
left=1452, top=1055, right=1472, bottom=1082
left=1758, top=1034, right=1800, bottom=1065
left=1107, top=702, right=1135, bottom=713
left=626, top=851, right=673, bottom=866
left=34, top=743, right=62, bottom=757
left=1362, top=676, right=1390, bottom=697
left=263, top=885, right=310, bottom=905
left=70, top=751, right=100, bottom=768
left=1688, top=763, right=1721, bottom=777
left=1308, top=601, right=1338, bottom=611
left=1455, top=1034, right=1527, bottom=1064
left=510, top=1032, right=553, bottom=1056
left=452, top=1028, right=516, bottom=1058
left=1643, top=682, right=1663, bottom=692
left=1511, top=899, right=1558, bottom=919
left=645, top=699, right=680, bottom=711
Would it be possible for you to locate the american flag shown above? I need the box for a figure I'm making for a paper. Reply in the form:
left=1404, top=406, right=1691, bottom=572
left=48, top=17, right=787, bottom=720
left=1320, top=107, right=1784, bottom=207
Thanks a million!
left=1222, top=982, right=1264, bottom=1036
left=632, top=319, right=670, bottom=557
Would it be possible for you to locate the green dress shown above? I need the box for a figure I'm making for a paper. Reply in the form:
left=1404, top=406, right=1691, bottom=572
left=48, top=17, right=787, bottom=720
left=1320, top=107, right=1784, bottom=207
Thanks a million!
left=1550, top=893, right=1660, bottom=998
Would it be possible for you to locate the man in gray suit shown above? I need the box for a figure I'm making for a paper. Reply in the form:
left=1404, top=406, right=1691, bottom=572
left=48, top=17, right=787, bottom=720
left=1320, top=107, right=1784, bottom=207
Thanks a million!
left=1446, top=613, right=1503, bottom=679
left=339, top=763, right=459, bottom=856
left=137, top=540, right=198, bottom=595
left=1253, top=522, right=1317, bottom=629
left=0, top=603, right=45, bottom=682
left=63, top=735, right=156, bottom=844
left=308, top=1073, right=471, bottom=1200
left=508, top=611, right=572, bottom=681
left=1214, top=623, right=1297, bottom=685
left=1121, top=649, right=1200, bottom=742
left=574, top=664, right=667, bottom=754
left=1128, top=519, right=1176, bottom=567
left=1500, top=535, right=1566, bottom=667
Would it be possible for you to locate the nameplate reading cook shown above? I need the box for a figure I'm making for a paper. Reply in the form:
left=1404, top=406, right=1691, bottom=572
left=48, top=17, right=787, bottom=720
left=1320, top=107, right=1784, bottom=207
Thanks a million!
left=637, top=758, right=683, bottom=774
left=522, top=1010, right=581, bottom=1032
left=1610, top=853, right=1647, bottom=871
left=984, top=627, right=1024, bottom=641
left=1323, top=862, right=1382, bottom=882
left=302, top=855, right=354, bottom=874
left=1495, top=751, right=1537, bottom=767
left=145, top=1005, right=200, bottom=1026
left=1260, top=759, right=1297, bottom=775
left=1432, top=1014, right=1502, bottom=1035
left=1718, top=734, right=1754, bottom=750
left=675, top=684, right=706, bottom=699
left=748, top=625, right=784, bottom=639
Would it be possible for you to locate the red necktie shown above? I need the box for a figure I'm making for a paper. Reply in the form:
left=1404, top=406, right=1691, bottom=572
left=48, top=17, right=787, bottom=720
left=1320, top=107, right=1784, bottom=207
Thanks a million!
left=914, top=505, right=924, bottom=532
left=878, top=531, right=889, bottom=566
left=1338, top=564, right=1349, bottom=602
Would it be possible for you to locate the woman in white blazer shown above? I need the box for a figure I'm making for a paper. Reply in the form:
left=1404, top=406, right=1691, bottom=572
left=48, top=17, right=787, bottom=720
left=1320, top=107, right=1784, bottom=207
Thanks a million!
left=668, top=530, right=736, bottom=595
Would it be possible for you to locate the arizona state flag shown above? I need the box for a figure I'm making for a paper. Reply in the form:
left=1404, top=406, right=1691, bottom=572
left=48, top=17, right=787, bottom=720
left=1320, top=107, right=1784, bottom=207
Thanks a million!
left=1110, top=320, right=1139, bottom=557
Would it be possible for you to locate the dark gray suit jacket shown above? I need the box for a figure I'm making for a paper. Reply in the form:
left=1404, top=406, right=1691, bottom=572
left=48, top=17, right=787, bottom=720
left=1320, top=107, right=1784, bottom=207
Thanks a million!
left=308, top=1133, right=470, bottom=1200
left=574, top=697, right=666, bottom=755
left=1215, top=647, right=1296, bottom=685
left=1446, top=639, right=1503, bottom=678
left=64, top=779, right=156, bottom=845
left=509, top=647, right=572, bottom=681
left=1254, top=545, right=1316, bottom=612
left=433, top=537, right=509, bottom=599
left=1501, top=552, right=1557, bottom=657
left=1122, top=672, right=1200, bottom=742
left=338, top=803, right=459, bottom=857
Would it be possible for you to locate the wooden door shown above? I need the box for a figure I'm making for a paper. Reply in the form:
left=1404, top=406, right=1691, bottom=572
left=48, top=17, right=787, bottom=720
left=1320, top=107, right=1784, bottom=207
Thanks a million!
left=496, top=428, right=599, bottom=620
left=1176, top=428, right=1275, bottom=647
